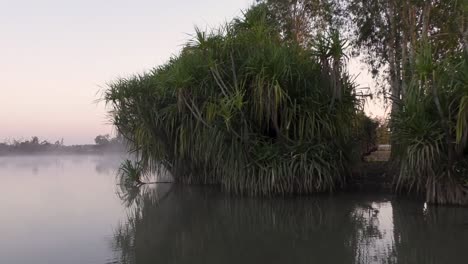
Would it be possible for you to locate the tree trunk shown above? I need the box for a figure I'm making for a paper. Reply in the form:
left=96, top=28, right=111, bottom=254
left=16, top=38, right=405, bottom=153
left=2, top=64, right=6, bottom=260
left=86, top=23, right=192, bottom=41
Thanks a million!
left=463, top=16, right=468, bottom=53
left=400, top=0, right=410, bottom=99
left=401, top=32, right=407, bottom=97
left=421, top=2, right=431, bottom=42
left=389, top=0, right=401, bottom=118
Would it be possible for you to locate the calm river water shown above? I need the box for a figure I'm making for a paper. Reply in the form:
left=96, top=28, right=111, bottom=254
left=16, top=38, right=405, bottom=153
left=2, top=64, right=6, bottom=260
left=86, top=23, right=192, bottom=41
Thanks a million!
left=0, top=155, right=467, bottom=264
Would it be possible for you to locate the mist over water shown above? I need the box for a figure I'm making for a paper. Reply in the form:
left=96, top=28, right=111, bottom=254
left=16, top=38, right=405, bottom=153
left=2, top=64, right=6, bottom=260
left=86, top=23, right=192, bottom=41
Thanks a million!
left=0, top=155, right=125, bottom=264
left=0, top=155, right=467, bottom=264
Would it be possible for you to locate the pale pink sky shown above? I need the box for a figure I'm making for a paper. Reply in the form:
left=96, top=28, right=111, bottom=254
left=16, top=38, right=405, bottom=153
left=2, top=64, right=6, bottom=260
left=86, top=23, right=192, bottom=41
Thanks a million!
left=0, top=0, right=384, bottom=145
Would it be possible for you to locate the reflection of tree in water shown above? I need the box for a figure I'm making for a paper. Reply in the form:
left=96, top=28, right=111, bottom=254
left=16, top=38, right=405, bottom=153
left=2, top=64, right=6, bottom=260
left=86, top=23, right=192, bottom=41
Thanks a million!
left=350, top=202, right=397, bottom=264
left=112, top=187, right=398, bottom=264
left=392, top=199, right=468, bottom=264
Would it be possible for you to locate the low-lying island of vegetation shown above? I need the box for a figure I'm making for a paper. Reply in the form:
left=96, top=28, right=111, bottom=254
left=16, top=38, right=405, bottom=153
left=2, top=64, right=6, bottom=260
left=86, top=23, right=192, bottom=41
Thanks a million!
left=0, top=135, right=125, bottom=156
left=105, top=2, right=468, bottom=205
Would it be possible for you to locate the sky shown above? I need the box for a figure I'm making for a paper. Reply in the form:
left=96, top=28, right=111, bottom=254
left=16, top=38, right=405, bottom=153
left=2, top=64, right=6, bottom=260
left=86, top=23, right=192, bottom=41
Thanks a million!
left=0, top=0, right=384, bottom=145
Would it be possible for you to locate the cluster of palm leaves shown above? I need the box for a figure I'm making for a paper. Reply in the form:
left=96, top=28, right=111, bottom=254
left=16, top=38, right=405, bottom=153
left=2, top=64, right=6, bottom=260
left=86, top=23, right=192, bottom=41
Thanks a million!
left=392, top=44, right=468, bottom=204
left=105, top=5, right=364, bottom=195
left=118, top=159, right=144, bottom=187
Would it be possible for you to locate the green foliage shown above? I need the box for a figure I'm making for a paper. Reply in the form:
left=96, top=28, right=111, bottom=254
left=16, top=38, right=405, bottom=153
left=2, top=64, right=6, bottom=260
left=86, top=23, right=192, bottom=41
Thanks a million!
left=256, top=0, right=345, bottom=45
left=456, top=53, right=468, bottom=145
left=105, top=5, right=362, bottom=195
left=392, top=48, right=468, bottom=205
left=345, top=0, right=468, bottom=204
left=118, top=159, right=144, bottom=187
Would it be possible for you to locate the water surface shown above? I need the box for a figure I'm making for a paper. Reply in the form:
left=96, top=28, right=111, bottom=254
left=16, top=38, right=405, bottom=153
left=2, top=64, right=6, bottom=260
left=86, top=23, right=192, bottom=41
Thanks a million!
left=1, top=155, right=467, bottom=264
left=0, top=155, right=125, bottom=264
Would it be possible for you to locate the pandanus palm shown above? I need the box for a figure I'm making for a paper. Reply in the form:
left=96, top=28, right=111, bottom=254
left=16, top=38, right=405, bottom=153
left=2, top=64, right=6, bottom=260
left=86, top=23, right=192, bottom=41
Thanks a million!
left=105, top=5, right=362, bottom=195
left=392, top=43, right=468, bottom=204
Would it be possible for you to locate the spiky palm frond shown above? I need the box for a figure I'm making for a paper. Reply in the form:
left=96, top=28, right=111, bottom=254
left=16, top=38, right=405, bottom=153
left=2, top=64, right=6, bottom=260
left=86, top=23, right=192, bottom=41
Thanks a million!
left=392, top=45, right=468, bottom=205
left=118, top=159, right=144, bottom=187
left=105, top=5, right=364, bottom=195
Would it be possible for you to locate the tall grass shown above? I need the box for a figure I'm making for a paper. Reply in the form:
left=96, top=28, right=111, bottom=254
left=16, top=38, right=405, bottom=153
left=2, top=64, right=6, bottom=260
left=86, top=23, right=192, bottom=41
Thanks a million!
left=392, top=44, right=468, bottom=205
left=105, top=5, right=363, bottom=195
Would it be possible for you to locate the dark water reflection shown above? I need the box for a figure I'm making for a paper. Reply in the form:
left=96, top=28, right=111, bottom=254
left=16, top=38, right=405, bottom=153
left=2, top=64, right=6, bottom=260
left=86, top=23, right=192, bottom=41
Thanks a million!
left=1, top=155, right=467, bottom=264
left=113, top=185, right=468, bottom=264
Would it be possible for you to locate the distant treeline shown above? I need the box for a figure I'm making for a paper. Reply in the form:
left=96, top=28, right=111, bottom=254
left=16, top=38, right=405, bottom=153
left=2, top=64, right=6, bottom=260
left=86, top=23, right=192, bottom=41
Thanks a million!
left=0, top=134, right=125, bottom=155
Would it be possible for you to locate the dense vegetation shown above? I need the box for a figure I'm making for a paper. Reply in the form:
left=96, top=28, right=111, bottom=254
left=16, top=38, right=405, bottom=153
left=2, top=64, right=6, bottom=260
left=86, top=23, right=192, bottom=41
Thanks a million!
left=0, top=135, right=124, bottom=155
left=392, top=46, right=468, bottom=204
left=261, top=0, right=468, bottom=204
left=106, top=0, right=468, bottom=204
left=341, top=0, right=468, bottom=204
left=105, top=5, right=371, bottom=195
